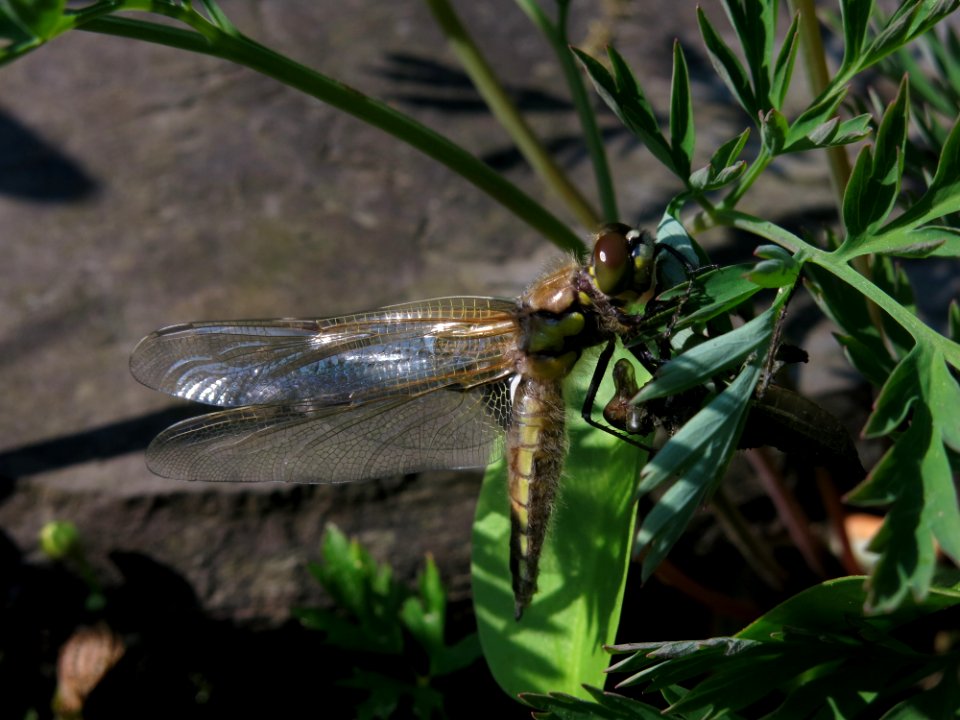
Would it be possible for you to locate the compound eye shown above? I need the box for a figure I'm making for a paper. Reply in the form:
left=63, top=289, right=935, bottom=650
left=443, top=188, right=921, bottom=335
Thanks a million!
left=593, top=226, right=631, bottom=296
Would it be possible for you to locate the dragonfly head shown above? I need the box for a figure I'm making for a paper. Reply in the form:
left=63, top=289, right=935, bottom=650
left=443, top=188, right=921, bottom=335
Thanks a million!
left=590, top=223, right=656, bottom=301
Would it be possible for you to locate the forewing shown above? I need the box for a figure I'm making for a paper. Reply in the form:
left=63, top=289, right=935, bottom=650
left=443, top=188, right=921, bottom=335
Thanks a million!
left=146, top=382, right=512, bottom=482
left=130, top=298, right=518, bottom=407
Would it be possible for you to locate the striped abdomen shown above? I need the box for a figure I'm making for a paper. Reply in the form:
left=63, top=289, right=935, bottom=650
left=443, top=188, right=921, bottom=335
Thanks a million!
left=506, top=376, right=567, bottom=619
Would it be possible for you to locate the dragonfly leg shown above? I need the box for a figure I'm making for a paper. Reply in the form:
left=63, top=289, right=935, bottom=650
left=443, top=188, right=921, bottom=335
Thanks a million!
left=580, top=339, right=657, bottom=453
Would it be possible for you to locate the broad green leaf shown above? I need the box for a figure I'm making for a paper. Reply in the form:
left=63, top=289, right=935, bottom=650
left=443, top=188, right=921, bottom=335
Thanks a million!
left=669, top=40, right=694, bottom=178
left=473, top=344, right=645, bottom=699
left=697, top=6, right=756, bottom=117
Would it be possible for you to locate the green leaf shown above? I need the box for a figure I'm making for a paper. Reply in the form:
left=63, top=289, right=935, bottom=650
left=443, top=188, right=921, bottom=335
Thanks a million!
left=472, top=344, right=645, bottom=698
left=784, top=89, right=848, bottom=149
left=634, top=307, right=775, bottom=403
left=606, top=577, right=960, bottom=717
left=803, top=264, right=896, bottom=382
left=872, top=116, right=960, bottom=245
left=669, top=40, right=694, bottom=178
left=759, top=108, right=788, bottom=154
left=697, top=6, right=757, bottom=117
left=520, top=685, right=665, bottom=719
left=770, top=12, right=800, bottom=109
left=863, top=0, right=960, bottom=69
left=636, top=357, right=764, bottom=580
left=847, top=344, right=960, bottom=611
left=296, top=525, right=406, bottom=653
left=0, top=0, right=65, bottom=39
left=744, top=244, right=800, bottom=288
left=572, top=46, right=677, bottom=175
left=723, top=0, right=775, bottom=109
left=689, top=129, right=750, bottom=192
left=839, top=0, right=875, bottom=72
left=841, top=77, right=909, bottom=249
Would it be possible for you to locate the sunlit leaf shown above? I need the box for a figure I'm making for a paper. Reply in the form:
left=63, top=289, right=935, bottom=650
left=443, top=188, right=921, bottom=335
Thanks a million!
left=473, top=344, right=645, bottom=698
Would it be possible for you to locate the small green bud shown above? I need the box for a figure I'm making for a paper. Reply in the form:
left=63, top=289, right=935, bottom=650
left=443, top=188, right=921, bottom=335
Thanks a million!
left=39, top=520, right=81, bottom=560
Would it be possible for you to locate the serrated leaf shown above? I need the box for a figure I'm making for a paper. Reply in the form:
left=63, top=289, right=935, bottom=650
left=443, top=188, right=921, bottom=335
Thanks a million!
left=847, top=344, right=960, bottom=611
left=669, top=40, right=694, bottom=178
left=698, top=6, right=757, bottom=117
left=473, top=344, right=645, bottom=698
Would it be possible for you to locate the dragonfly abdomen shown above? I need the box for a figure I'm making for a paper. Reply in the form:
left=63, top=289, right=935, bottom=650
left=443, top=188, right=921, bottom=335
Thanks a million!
left=506, top=375, right=566, bottom=620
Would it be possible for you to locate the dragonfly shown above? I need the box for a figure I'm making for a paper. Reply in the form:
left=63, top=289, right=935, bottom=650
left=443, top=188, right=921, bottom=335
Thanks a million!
left=130, top=224, right=665, bottom=619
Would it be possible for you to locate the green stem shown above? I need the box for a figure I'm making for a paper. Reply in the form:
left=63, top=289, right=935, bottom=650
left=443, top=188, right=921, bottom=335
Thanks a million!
left=721, top=210, right=960, bottom=365
left=425, top=0, right=600, bottom=230
left=715, top=148, right=773, bottom=212
left=515, top=0, right=619, bottom=222
left=62, top=2, right=586, bottom=254
left=790, top=0, right=852, bottom=212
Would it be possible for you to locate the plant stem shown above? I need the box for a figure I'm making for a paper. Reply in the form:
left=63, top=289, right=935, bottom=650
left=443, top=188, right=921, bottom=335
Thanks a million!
left=425, top=0, right=600, bottom=230
left=515, top=0, right=619, bottom=222
left=721, top=210, right=960, bottom=366
left=72, top=3, right=587, bottom=254
left=790, top=0, right=852, bottom=211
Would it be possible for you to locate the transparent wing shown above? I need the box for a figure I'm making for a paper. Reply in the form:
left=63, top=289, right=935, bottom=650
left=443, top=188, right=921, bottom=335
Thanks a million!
left=130, top=297, right=519, bottom=407
left=146, top=382, right=511, bottom=483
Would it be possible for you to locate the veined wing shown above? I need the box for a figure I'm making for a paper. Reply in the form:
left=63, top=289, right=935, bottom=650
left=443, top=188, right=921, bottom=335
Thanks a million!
left=130, top=297, right=519, bottom=407
left=146, top=382, right=511, bottom=482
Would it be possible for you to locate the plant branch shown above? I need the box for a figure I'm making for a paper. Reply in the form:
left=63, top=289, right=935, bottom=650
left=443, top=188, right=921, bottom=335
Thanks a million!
left=515, top=0, right=619, bottom=222
left=425, top=0, right=600, bottom=230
